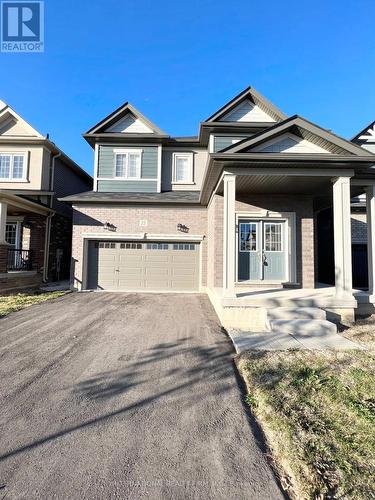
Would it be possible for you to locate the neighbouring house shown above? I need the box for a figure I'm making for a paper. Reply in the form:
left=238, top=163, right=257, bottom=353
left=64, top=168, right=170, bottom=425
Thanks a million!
left=350, top=123, right=375, bottom=288
left=61, top=87, right=375, bottom=329
left=0, top=100, right=92, bottom=292
left=317, top=122, right=375, bottom=290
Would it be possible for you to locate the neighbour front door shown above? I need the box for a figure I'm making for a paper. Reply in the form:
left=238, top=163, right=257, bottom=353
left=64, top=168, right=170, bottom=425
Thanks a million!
left=238, top=220, right=286, bottom=281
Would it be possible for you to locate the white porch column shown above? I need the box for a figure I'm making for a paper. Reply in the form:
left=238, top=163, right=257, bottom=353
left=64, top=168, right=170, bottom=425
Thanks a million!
left=332, top=177, right=354, bottom=300
left=366, top=185, right=375, bottom=298
left=223, top=173, right=236, bottom=298
left=0, top=201, right=7, bottom=244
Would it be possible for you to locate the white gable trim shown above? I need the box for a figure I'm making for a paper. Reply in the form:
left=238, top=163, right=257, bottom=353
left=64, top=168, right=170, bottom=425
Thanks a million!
left=106, top=112, right=154, bottom=134
left=220, top=99, right=276, bottom=123
left=358, top=124, right=375, bottom=143
left=252, top=132, right=331, bottom=154
left=0, top=107, right=43, bottom=138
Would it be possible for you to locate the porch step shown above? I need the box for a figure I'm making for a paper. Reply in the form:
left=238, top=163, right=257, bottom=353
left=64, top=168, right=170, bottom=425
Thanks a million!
left=269, top=319, right=337, bottom=337
left=267, top=307, right=326, bottom=321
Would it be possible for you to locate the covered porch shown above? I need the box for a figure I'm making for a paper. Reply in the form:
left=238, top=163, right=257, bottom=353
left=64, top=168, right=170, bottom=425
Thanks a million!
left=204, top=158, right=375, bottom=329
left=0, top=192, right=53, bottom=292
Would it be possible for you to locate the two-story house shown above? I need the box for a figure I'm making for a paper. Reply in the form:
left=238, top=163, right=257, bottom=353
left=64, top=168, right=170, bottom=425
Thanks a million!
left=0, top=100, right=92, bottom=292
left=61, top=87, right=375, bottom=329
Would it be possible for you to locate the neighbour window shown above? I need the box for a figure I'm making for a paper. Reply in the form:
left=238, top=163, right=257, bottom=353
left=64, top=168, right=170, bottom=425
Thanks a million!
left=5, top=223, right=17, bottom=246
left=114, top=149, right=142, bottom=179
left=0, top=154, right=25, bottom=180
left=172, top=153, right=193, bottom=183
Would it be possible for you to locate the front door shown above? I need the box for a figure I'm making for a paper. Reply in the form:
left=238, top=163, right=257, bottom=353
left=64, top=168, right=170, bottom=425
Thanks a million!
left=238, top=220, right=286, bottom=281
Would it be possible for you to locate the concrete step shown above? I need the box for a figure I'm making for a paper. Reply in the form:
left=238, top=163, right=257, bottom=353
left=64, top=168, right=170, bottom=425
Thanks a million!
left=269, top=319, right=337, bottom=337
left=267, top=307, right=326, bottom=321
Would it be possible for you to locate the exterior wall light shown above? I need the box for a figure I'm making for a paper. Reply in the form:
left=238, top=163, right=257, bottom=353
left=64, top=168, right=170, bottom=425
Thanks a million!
left=103, top=222, right=117, bottom=232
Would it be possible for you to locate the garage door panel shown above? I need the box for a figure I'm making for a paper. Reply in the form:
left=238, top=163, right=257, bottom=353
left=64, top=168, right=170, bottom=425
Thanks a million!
left=145, top=267, right=170, bottom=276
left=144, top=280, right=171, bottom=289
left=88, top=241, right=200, bottom=292
left=118, top=278, right=144, bottom=288
left=144, top=254, right=170, bottom=263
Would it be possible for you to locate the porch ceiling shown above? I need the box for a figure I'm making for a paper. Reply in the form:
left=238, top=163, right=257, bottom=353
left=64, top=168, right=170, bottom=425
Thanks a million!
left=0, top=191, right=53, bottom=216
left=217, top=174, right=334, bottom=195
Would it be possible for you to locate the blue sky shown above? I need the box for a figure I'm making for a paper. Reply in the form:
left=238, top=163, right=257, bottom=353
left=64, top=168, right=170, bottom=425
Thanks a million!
left=1, top=0, right=375, bottom=175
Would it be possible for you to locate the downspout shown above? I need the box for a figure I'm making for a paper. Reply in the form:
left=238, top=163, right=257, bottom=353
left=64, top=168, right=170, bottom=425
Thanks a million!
left=42, top=151, right=61, bottom=282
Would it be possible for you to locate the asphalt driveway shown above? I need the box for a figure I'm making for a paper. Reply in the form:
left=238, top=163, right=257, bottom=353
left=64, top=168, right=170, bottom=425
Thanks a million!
left=0, top=292, right=283, bottom=499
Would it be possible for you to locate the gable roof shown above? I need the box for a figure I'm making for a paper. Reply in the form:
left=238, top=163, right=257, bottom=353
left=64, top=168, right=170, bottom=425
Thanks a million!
left=220, top=115, right=374, bottom=157
left=85, top=102, right=168, bottom=136
left=0, top=99, right=91, bottom=183
left=0, top=101, right=44, bottom=138
left=352, top=120, right=375, bottom=144
left=205, top=86, right=288, bottom=123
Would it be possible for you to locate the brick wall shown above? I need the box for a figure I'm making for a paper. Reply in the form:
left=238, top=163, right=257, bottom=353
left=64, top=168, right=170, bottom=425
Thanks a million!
left=72, top=204, right=207, bottom=289
left=206, top=194, right=315, bottom=289
left=351, top=213, right=367, bottom=244
left=0, top=272, right=42, bottom=293
left=0, top=245, right=8, bottom=273
left=72, top=196, right=315, bottom=291
left=24, top=213, right=47, bottom=273
left=48, top=214, right=72, bottom=281
left=207, top=195, right=224, bottom=288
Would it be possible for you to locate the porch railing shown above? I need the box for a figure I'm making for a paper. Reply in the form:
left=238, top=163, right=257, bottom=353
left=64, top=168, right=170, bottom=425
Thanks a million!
left=7, top=249, right=33, bottom=271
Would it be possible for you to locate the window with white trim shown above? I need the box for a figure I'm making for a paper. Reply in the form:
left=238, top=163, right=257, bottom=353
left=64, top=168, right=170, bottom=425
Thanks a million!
left=0, top=153, right=26, bottom=180
left=172, top=152, right=193, bottom=184
left=114, top=149, right=142, bottom=179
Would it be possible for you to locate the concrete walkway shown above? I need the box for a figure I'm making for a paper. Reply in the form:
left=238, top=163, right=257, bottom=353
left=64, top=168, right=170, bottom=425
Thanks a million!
left=228, top=328, right=363, bottom=353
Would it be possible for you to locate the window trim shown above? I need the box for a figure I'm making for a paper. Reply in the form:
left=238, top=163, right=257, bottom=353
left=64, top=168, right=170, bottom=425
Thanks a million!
left=0, top=152, right=27, bottom=182
left=113, top=148, right=143, bottom=180
left=172, top=152, right=194, bottom=184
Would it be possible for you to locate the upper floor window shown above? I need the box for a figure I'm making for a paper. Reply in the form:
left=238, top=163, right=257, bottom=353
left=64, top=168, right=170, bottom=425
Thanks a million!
left=0, top=153, right=26, bottom=181
left=114, top=149, right=142, bottom=179
left=172, top=152, right=193, bottom=184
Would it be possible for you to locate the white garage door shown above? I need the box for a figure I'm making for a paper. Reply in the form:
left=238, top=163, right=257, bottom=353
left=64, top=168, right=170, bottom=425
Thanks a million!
left=87, top=241, right=200, bottom=292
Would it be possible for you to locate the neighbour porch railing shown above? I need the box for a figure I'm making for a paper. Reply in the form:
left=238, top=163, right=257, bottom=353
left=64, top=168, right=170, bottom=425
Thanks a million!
left=7, top=249, right=33, bottom=271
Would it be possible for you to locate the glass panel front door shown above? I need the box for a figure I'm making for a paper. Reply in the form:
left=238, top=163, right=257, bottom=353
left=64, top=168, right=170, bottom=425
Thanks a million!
left=238, top=222, right=261, bottom=280
left=238, top=220, right=286, bottom=281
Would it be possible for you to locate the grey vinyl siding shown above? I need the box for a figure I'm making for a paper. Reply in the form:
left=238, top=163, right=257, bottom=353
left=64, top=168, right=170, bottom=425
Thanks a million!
left=97, top=180, right=157, bottom=192
left=213, top=136, right=249, bottom=152
left=98, top=145, right=158, bottom=192
left=52, top=157, right=92, bottom=217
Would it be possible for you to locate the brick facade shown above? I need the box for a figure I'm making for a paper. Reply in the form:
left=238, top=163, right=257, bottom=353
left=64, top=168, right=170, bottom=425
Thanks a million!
left=0, top=244, right=8, bottom=274
left=72, top=194, right=316, bottom=291
left=49, top=214, right=73, bottom=280
left=351, top=213, right=367, bottom=244
left=206, top=194, right=315, bottom=288
left=0, top=272, right=42, bottom=293
left=72, top=204, right=207, bottom=289
left=24, top=213, right=47, bottom=273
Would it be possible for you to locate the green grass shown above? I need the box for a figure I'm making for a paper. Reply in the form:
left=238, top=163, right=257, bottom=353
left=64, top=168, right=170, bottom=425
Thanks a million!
left=0, top=291, right=66, bottom=317
left=238, top=349, right=375, bottom=499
